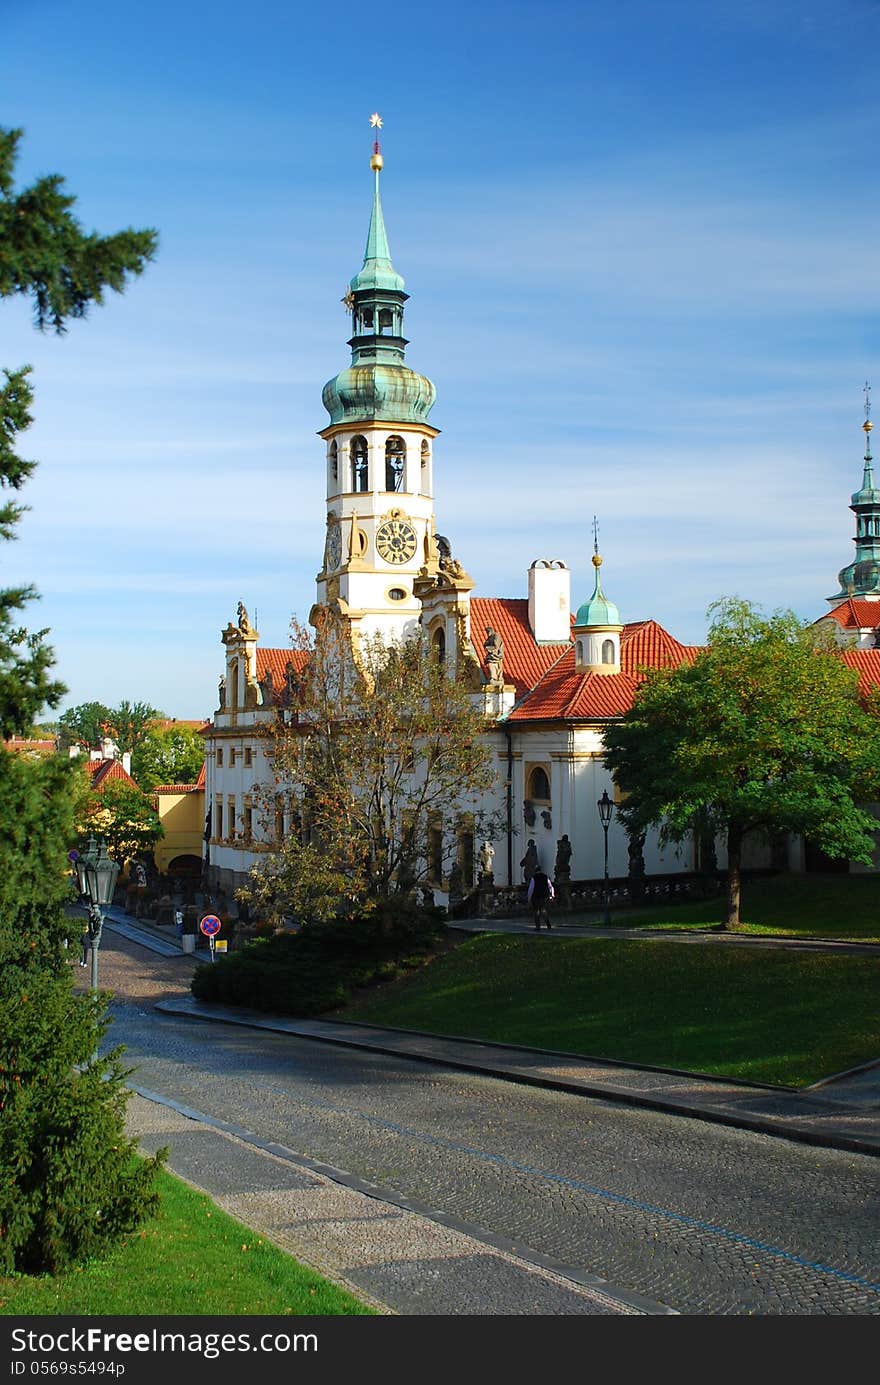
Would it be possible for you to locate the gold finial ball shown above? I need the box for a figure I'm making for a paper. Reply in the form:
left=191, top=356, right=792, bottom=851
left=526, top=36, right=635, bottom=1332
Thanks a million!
left=864, top=420, right=873, bottom=433
left=370, top=152, right=384, bottom=171
left=592, top=553, right=603, bottom=568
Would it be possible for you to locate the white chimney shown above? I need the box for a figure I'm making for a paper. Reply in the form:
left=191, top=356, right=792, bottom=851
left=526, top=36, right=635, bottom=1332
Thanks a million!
left=122, top=751, right=131, bottom=774
left=528, top=559, right=571, bottom=643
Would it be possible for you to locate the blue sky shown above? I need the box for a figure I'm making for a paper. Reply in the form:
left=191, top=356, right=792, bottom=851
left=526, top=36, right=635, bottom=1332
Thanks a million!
left=4, top=0, right=880, bottom=719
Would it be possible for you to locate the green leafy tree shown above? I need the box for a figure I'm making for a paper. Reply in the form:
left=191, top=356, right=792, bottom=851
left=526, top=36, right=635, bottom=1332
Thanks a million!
left=241, top=614, right=501, bottom=927
left=107, top=699, right=164, bottom=756
left=57, top=700, right=113, bottom=750
left=603, top=598, right=880, bottom=929
left=77, top=780, right=164, bottom=863
left=0, top=125, right=162, bottom=1274
left=131, top=724, right=203, bottom=789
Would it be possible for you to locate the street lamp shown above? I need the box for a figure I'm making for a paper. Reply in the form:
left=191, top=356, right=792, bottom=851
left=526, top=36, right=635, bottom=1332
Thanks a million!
left=597, top=789, right=615, bottom=926
left=76, top=837, right=120, bottom=993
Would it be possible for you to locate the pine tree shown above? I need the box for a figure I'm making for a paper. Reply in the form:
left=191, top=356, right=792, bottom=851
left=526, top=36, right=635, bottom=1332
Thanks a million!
left=0, top=126, right=163, bottom=1273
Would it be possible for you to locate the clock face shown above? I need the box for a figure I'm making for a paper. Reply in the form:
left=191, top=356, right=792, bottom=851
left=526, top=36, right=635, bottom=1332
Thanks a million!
left=325, top=523, right=342, bottom=571
left=376, top=518, right=418, bottom=565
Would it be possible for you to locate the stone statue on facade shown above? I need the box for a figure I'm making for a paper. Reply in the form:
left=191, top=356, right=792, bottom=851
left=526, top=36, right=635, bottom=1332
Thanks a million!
left=237, top=601, right=250, bottom=632
left=258, top=668, right=275, bottom=707
left=520, top=838, right=538, bottom=884
left=218, top=675, right=226, bottom=709
left=484, top=626, right=504, bottom=684
left=478, top=840, right=495, bottom=881
left=627, top=830, right=646, bottom=905
left=554, top=834, right=572, bottom=882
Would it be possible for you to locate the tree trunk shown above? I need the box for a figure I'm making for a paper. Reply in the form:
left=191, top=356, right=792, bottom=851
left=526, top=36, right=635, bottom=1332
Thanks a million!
left=725, top=824, right=742, bottom=930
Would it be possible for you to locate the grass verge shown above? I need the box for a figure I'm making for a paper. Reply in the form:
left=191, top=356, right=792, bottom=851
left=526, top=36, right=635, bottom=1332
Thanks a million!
left=337, top=934, right=879, bottom=1087
left=594, top=873, right=880, bottom=940
left=0, top=1168, right=375, bottom=1316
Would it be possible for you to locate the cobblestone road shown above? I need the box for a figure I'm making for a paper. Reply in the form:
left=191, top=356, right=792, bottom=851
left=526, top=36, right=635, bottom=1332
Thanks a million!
left=82, top=932, right=880, bottom=1316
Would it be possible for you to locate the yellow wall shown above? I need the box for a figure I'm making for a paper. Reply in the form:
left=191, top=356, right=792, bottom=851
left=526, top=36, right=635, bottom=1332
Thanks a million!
left=153, top=789, right=206, bottom=875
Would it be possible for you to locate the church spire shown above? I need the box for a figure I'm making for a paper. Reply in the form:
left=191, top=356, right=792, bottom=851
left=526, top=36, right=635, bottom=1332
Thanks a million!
left=322, top=116, right=436, bottom=426
left=358, top=114, right=401, bottom=285
left=828, top=383, right=880, bottom=603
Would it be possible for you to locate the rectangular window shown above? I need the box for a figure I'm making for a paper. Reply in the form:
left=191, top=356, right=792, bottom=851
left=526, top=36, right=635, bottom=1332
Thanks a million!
left=244, top=805, right=253, bottom=840
left=244, top=747, right=253, bottom=768
left=227, top=797, right=237, bottom=838
left=230, top=748, right=236, bottom=768
left=215, top=798, right=223, bottom=839
left=216, top=748, right=223, bottom=767
left=275, top=805, right=285, bottom=841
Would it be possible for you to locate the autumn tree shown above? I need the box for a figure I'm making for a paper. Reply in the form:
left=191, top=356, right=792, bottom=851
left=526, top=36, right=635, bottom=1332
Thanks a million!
left=241, top=614, right=501, bottom=927
left=0, top=125, right=162, bottom=1274
left=603, top=599, right=880, bottom=929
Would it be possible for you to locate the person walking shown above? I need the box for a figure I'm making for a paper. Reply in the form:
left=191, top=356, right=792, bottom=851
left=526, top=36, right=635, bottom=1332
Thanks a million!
left=527, top=867, right=555, bottom=930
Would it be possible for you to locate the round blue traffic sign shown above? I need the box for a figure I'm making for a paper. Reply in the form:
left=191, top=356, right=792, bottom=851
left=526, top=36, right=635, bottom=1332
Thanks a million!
left=199, top=914, right=222, bottom=937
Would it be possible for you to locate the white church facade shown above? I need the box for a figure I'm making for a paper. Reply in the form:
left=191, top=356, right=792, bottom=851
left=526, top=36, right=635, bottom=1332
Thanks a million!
left=203, top=130, right=880, bottom=904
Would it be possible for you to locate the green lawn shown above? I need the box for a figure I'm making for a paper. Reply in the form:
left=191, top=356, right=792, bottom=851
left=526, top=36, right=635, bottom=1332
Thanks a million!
left=0, top=1169, right=375, bottom=1316
left=337, top=933, right=879, bottom=1087
left=572, top=872, right=880, bottom=941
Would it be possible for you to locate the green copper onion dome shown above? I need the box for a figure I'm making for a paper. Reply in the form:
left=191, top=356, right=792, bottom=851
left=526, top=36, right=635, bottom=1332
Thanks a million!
left=575, top=555, right=621, bottom=627
left=322, top=138, right=436, bottom=427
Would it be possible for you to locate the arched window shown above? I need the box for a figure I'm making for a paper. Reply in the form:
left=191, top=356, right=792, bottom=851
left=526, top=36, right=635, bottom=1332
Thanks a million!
left=602, top=638, right=615, bottom=664
left=528, top=767, right=550, bottom=801
left=329, top=439, right=338, bottom=483
left=350, top=436, right=368, bottom=492
left=432, top=626, right=446, bottom=667
left=362, top=308, right=374, bottom=332
left=378, top=308, right=393, bottom=333
left=385, top=436, right=406, bottom=490
left=421, top=439, right=430, bottom=468
left=577, top=639, right=584, bottom=663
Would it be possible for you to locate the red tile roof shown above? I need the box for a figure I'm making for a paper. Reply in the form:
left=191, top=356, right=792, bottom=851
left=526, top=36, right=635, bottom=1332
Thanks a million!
left=466, top=599, right=699, bottom=724
left=619, top=620, right=700, bottom=674
left=256, top=648, right=310, bottom=685
left=152, top=782, right=205, bottom=795
left=3, top=737, right=56, bottom=755
left=195, top=761, right=206, bottom=789
left=820, top=599, right=880, bottom=630
left=86, top=758, right=142, bottom=793
left=152, top=717, right=212, bottom=732
left=838, top=648, right=880, bottom=696
left=469, top=598, right=571, bottom=698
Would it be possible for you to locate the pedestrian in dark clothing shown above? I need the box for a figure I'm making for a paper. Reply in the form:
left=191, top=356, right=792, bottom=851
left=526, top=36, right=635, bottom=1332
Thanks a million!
left=527, top=868, right=555, bottom=929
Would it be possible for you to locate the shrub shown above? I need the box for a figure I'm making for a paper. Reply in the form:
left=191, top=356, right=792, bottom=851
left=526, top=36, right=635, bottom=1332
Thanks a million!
left=191, top=908, right=446, bottom=1015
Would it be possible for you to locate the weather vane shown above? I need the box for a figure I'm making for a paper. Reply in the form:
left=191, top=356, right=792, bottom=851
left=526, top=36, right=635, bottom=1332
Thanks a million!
left=369, top=111, right=384, bottom=172
left=865, top=380, right=872, bottom=423
left=592, top=515, right=600, bottom=555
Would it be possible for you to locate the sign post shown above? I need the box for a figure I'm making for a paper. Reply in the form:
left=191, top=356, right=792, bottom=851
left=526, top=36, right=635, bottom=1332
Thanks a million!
left=199, top=913, right=222, bottom=963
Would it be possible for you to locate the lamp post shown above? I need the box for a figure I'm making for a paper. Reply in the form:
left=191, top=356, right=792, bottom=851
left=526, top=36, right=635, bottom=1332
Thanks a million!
left=597, top=789, right=615, bottom=926
left=75, top=837, right=121, bottom=993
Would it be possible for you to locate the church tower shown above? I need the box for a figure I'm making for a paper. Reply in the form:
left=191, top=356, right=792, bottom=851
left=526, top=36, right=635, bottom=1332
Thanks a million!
left=316, top=116, right=440, bottom=645
left=828, top=384, right=880, bottom=604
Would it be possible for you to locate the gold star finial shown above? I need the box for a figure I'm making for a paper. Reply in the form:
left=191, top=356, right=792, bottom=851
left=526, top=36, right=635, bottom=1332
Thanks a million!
left=370, top=113, right=383, bottom=129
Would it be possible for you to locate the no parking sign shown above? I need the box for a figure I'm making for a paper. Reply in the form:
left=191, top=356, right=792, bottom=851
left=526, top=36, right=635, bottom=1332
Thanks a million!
left=199, top=914, right=222, bottom=961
